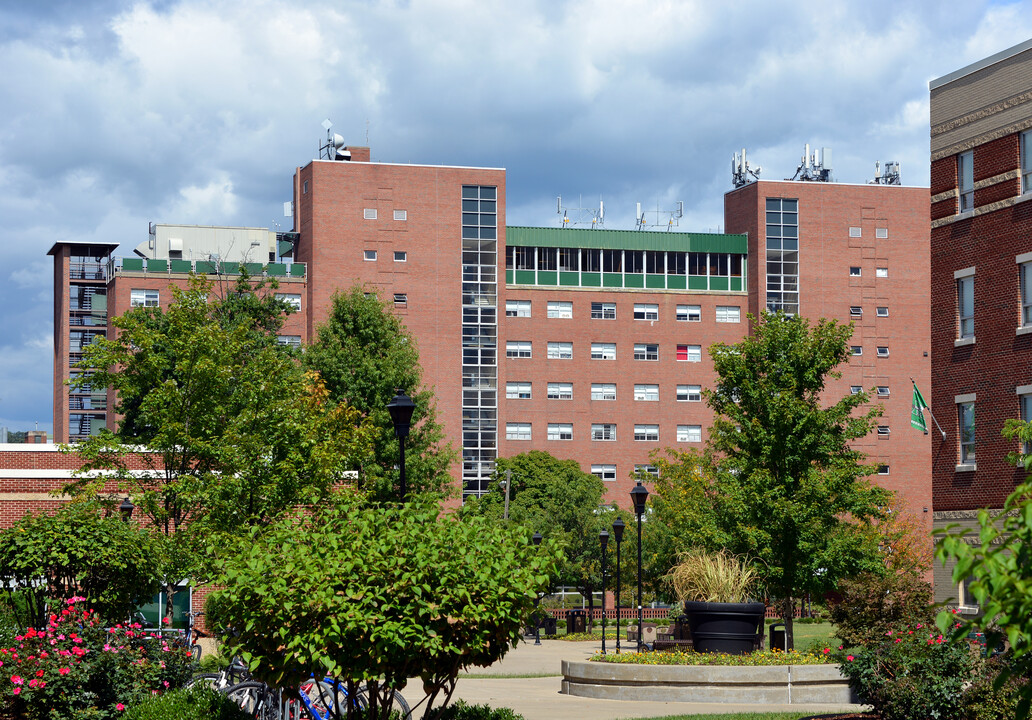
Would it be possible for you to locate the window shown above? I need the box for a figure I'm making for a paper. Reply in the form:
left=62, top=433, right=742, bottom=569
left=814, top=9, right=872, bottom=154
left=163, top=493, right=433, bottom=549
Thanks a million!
left=877, top=346, right=890, bottom=358
left=591, top=343, right=616, bottom=360
left=676, top=305, right=701, bottom=322
left=876, top=267, right=888, bottom=278
left=394, top=251, right=407, bottom=262
left=591, top=302, right=616, bottom=319
left=505, top=300, right=531, bottom=318
left=275, top=293, right=302, bottom=311
left=276, top=335, right=301, bottom=347
left=877, top=465, right=890, bottom=475
left=547, top=382, right=573, bottom=400
left=958, top=151, right=974, bottom=212
left=676, top=344, right=701, bottom=362
left=591, top=383, right=616, bottom=400
left=363, top=250, right=377, bottom=261
left=303, top=180, right=308, bottom=194
left=547, top=342, right=573, bottom=359
left=878, top=425, right=890, bottom=437
left=716, top=306, right=741, bottom=323
left=394, top=209, right=407, bottom=221
left=876, top=228, right=888, bottom=239
left=393, top=293, right=407, bottom=307
left=506, top=341, right=531, bottom=358
left=634, top=343, right=659, bottom=361
left=850, top=386, right=863, bottom=395
left=591, top=464, right=617, bottom=481
left=766, top=197, right=800, bottom=315
left=877, top=386, right=890, bottom=397
left=634, top=424, right=659, bottom=441
left=957, top=273, right=974, bottom=339
left=634, top=303, right=659, bottom=321
left=591, top=424, right=616, bottom=441
left=635, top=464, right=659, bottom=478
left=547, top=423, right=573, bottom=441
left=958, top=399, right=976, bottom=465
left=877, top=307, right=889, bottom=317
left=1023, top=129, right=1032, bottom=194
left=849, top=226, right=862, bottom=238
left=130, top=289, right=159, bottom=307
left=364, top=208, right=377, bottom=220
left=1019, top=389, right=1032, bottom=453
left=849, top=267, right=862, bottom=277
left=850, top=306, right=863, bottom=318
left=547, top=301, right=573, bottom=319
left=959, top=575, right=980, bottom=611
left=634, top=384, right=659, bottom=402
left=506, top=382, right=531, bottom=399
left=677, top=425, right=702, bottom=443
left=851, top=346, right=863, bottom=356
left=1020, top=261, right=1032, bottom=327
left=506, top=423, right=531, bottom=441
left=677, top=384, right=702, bottom=402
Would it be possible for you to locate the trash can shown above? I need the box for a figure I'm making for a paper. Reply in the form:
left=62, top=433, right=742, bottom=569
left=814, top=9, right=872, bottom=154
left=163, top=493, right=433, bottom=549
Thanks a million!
left=566, top=610, right=587, bottom=635
left=769, top=622, right=786, bottom=651
left=541, top=616, right=557, bottom=636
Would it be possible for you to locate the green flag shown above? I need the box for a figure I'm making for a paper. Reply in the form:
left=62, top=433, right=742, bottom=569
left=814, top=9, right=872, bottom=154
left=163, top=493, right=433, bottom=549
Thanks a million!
left=911, top=384, right=929, bottom=433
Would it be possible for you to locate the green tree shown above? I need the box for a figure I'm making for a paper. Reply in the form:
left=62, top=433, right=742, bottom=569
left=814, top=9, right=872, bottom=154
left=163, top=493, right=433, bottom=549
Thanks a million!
left=207, top=494, right=559, bottom=720
left=703, top=311, right=890, bottom=649
left=304, top=286, right=456, bottom=502
left=0, top=500, right=160, bottom=627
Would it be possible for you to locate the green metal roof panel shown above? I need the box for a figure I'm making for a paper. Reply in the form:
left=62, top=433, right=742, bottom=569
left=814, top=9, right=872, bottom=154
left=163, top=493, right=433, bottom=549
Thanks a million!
left=506, top=226, right=747, bottom=254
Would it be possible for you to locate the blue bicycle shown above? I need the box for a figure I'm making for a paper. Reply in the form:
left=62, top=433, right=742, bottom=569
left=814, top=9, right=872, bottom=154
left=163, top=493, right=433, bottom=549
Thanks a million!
left=296, top=677, right=410, bottom=720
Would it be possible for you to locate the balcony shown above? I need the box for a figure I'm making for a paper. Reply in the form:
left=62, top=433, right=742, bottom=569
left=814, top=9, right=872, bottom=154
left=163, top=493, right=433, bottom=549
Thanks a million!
left=109, top=257, right=306, bottom=278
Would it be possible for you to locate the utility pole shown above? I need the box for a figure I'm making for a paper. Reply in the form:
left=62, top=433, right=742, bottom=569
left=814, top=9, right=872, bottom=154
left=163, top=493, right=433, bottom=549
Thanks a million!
left=503, top=468, right=511, bottom=520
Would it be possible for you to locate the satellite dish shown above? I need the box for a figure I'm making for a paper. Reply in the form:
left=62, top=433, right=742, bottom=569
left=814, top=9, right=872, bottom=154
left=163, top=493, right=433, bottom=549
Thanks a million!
left=330, top=133, right=345, bottom=149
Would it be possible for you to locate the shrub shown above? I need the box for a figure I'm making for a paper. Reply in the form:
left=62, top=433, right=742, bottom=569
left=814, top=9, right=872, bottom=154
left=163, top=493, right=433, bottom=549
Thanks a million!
left=962, top=654, right=1029, bottom=720
left=667, top=548, right=757, bottom=603
left=436, top=700, right=525, bottom=720
left=122, top=684, right=252, bottom=720
left=829, top=570, right=935, bottom=648
left=0, top=597, right=193, bottom=720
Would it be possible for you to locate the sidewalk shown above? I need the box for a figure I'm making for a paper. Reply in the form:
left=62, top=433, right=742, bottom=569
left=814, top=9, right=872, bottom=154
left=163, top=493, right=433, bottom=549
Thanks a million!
left=449, top=639, right=867, bottom=720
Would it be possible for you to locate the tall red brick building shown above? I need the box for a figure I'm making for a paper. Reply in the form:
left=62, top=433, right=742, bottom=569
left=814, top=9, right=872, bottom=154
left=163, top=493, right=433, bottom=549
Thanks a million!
left=929, top=39, right=1032, bottom=608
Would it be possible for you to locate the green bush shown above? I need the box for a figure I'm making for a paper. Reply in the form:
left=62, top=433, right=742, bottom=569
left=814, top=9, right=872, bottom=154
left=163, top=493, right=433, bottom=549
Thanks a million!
left=962, top=654, right=1029, bottom=720
left=122, top=685, right=252, bottom=719
left=829, top=570, right=935, bottom=648
left=436, top=700, right=525, bottom=720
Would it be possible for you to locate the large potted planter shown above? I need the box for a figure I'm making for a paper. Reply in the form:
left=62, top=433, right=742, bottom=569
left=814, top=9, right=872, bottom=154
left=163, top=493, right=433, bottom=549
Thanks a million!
left=669, top=549, right=765, bottom=654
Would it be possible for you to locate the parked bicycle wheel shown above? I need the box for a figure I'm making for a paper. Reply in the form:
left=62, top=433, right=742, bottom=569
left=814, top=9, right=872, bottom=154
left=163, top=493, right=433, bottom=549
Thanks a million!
left=356, top=686, right=410, bottom=719
left=298, top=679, right=337, bottom=719
left=184, top=672, right=222, bottom=690
left=225, top=681, right=280, bottom=720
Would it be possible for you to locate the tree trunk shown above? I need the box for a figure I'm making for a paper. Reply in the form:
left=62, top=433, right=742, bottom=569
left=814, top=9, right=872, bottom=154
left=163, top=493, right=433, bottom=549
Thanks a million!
left=781, top=595, right=795, bottom=651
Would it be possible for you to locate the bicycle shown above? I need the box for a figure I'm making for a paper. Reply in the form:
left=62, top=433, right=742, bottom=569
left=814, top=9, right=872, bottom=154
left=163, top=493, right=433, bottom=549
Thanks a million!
left=296, top=676, right=409, bottom=720
left=186, top=654, right=251, bottom=692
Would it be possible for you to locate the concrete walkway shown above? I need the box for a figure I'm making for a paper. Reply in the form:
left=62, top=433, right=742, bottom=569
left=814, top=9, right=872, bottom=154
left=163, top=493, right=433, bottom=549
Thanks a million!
left=448, top=639, right=868, bottom=720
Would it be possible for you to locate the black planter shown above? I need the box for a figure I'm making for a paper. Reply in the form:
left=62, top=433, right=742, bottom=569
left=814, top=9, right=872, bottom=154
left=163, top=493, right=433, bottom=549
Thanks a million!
left=683, top=600, right=766, bottom=655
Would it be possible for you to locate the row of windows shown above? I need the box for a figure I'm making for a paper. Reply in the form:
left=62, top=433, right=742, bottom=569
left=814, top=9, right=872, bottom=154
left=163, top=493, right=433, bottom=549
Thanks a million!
left=505, top=300, right=740, bottom=323
left=506, top=247, right=743, bottom=277
left=850, top=306, right=890, bottom=318
left=850, top=345, right=891, bottom=357
left=505, top=422, right=703, bottom=443
left=130, top=290, right=304, bottom=313
left=505, top=341, right=702, bottom=362
left=363, top=250, right=408, bottom=262
left=362, top=208, right=409, bottom=221
left=954, top=259, right=1032, bottom=341
left=955, top=130, right=1032, bottom=215
left=848, top=267, right=889, bottom=278
left=505, top=382, right=702, bottom=402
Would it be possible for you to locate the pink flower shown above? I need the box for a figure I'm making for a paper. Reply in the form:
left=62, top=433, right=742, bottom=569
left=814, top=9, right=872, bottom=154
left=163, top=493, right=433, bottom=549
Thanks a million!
left=116, top=703, right=125, bottom=711
left=28, top=679, right=39, bottom=688
left=822, top=648, right=830, bottom=654
left=11, top=676, right=22, bottom=685
left=58, top=668, right=70, bottom=676
left=12, top=688, right=19, bottom=696
left=846, top=655, right=855, bottom=662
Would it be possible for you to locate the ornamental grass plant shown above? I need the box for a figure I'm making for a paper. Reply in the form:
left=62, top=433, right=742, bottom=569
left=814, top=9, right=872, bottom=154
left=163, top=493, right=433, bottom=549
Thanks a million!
left=667, top=548, right=757, bottom=604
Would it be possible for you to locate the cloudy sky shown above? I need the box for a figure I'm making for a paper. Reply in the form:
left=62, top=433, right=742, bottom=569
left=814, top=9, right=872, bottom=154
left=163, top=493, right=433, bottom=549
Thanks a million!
left=2, top=0, right=1031, bottom=436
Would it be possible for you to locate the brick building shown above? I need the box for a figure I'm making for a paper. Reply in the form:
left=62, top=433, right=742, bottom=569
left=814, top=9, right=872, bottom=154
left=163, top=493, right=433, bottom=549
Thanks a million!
left=929, top=39, right=1032, bottom=608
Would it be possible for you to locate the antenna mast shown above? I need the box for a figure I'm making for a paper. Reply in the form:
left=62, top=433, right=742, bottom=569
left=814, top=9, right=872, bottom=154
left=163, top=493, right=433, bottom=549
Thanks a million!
left=557, top=195, right=605, bottom=228
left=731, top=148, right=762, bottom=188
left=787, top=143, right=833, bottom=182
left=634, top=200, right=684, bottom=231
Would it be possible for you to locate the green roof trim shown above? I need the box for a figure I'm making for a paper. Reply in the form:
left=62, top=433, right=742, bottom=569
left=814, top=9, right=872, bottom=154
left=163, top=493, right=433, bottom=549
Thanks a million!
left=506, top=226, right=748, bottom=254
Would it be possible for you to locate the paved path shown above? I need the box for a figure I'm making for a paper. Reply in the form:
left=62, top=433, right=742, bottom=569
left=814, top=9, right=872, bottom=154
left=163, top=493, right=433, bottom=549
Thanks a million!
left=447, top=639, right=867, bottom=720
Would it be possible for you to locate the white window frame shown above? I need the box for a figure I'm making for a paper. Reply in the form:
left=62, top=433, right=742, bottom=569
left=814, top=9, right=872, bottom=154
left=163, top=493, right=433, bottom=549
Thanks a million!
left=547, top=382, right=573, bottom=400
left=677, top=344, right=701, bottom=362
left=634, top=384, right=659, bottom=402
left=635, top=464, right=659, bottom=478
left=850, top=386, right=863, bottom=395
left=394, top=251, right=407, bottom=262
left=633, top=343, right=659, bottom=361
left=1018, top=257, right=1032, bottom=330
left=276, top=335, right=301, bottom=347
left=547, top=423, right=573, bottom=441
left=394, top=209, right=408, bottom=221
left=547, top=342, right=573, bottom=360
left=957, top=395, right=976, bottom=466
left=393, top=293, right=407, bottom=307
left=591, top=302, right=616, bottom=319
left=956, top=270, right=975, bottom=341
left=547, top=301, right=573, bottom=319
left=591, top=464, right=616, bottom=482
left=677, top=425, right=702, bottom=443
left=676, top=304, right=701, bottom=322
left=505, top=300, right=531, bottom=318
left=1022, top=129, right=1032, bottom=195
left=591, top=423, right=616, bottom=441
left=849, top=267, right=862, bottom=277
left=878, top=425, right=890, bottom=437
left=877, top=307, right=889, bottom=317
left=849, top=226, right=862, bottom=238
left=877, top=465, right=890, bottom=475
left=851, top=346, right=863, bottom=356
left=506, top=423, right=531, bottom=441
left=634, top=424, right=659, bottom=441
left=364, top=208, right=378, bottom=220
left=1018, top=386, right=1032, bottom=454
left=850, top=306, right=863, bottom=318
left=877, top=386, right=890, bottom=398
left=958, top=151, right=974, bottom=212
left=591, top=383, right=616, bottom=401
left=634, top=303, right=659, bottom=321
left=506, top=382, right=531, bottom=399
left=275, top=293, right=302, bottom=311
left=676, top=384, right=702, bottom=402
left=877, top=346, right=890, bottom=358
left=876, top=228, right=888, bottom=239
left=130, top=289, right=159, bottom=308
left=876, top=267, right=888, bottom=278
left=363, top=250, right=377, bottom=261
left=506, top=341, right=532, bottom=359
left=715, top=306, right=741, bottom=323
left=591, top=343, right=616, bottom=360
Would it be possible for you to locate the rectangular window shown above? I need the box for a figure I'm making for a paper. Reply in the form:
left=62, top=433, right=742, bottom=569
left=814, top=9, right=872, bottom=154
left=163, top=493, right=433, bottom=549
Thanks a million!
left=130, top=289, right=159, bottom=307
left=634, top=384, right=659, bottom=402
left=1020, top=391, right=1032, bottom=454
left=505, top=300, right=531, bottom=318
left=677, top=384, right=702, bottom=402
left=634, top=424, right=659, bottom=441
left=506, top=341, right=532, bottom=358
left=716, top=306, right=741, bottom=323
left=876, top=228, right=888, bottom=239
left=958, top=151, right=974, bottom=212
left=849, top=267, right=862, bottom=277
left=506, top=423, right=531, bottom=441
left=850, top=306, right=863, bottom=318
left=547, top=382, right=573, bottom=400
left=876, top=267, right=888, bottom=278
left=547, top=423, right=573, bottom=441
left=877, top=346, right=890, bottom=358
left=394, top=251, right=407, bottom=262
left=363, top=250, right=377, bottom=261
left=957, top=275, right=974, bottom=339
left=676, top=305, right=701, bottom=322
left=591, top=464, right=616, bottom=481
left=276, top=335, right=301, bottom=347
left=878, top=425, right=890, bottom=437
left=850, top=386, right=863, bottom=395
left=591, top=423, right=616, bottom=441
left=635, top=464, right=659, bottom=478
left=275, top=293, right=302, bottom=311
left=364, top=208, right=377, bottom=220
left=958, top=401, right=976, bottom=464
left=634, top=303, right=659, bottom=321
left=393, top=293, right=407, bottom=307
left=849, top=227, right=862, bottom=238
left=546, top=342, right=573, bottom=360
left=877, top=306, right=889, bottom=317
left=591, top=383, right=616, bottom=400
left=851, top=346, right=863, bottom=356
left=1023, top=129, right=1032, bottom=194
left=1020, top=262, right=1032, bottom=327
left=558, top=248, right=579, bottom=272
left=677, top=425, right=702, bottom=443
left=394, top=209, right=407, bottom=221
left=676, top=344, right=702, bottom=362
left=591, top=302, right=616, bottom=319
left=506, top=382, right=531, bottom=399
left=591, top=343, right=616, bottom=360
left=877, top=386, right=890, bottom=397
left=547, top=301, right=573, bottom=319
left=634, top=343, right=659, bottom=361
left=878, top=465, right=890, bottom=475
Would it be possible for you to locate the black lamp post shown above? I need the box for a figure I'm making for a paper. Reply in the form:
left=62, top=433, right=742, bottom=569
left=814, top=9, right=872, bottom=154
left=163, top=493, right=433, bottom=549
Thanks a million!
left=386, top=388, right=416, bottom=501
left=532, top=532, right=543, bottom=645
left=119, top=497, right=135, bottom=523
left=612, top=517, right=625, bottom=654
left=599, top=529, right=609, bottom=655
left=630, top=481, right=649, bottom=652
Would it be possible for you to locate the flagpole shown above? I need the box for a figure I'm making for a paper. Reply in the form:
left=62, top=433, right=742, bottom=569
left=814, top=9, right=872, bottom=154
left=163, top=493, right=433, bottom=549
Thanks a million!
left=911, top=377, right=947, bottom=441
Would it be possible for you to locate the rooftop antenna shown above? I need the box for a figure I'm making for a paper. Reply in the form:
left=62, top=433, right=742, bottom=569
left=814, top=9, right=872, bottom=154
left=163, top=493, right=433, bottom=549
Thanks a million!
left=731, top=148, right=762, bottom=188
left=319, top=119, right=352, bottom=161
left=635, top=200, right=684, bottom=231
left=787, top=143, right=833, bottom=182
left=557, top=195, right=605, bottom=228
left=869, top=160, right=901, bottom=185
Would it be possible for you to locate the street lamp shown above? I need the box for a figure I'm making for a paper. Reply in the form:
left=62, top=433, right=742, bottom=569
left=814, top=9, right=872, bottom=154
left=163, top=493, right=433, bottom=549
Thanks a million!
left=599, top=529, right=609, bottom=655
left=612, top=517, right=625, bottom=654
left=532, top=532, right=543, bottom=645
left=386, top=388, right=416, bottom=501
left=119, top=497, right=135, bottom=523
left=630, top=481, right=649, bottom=652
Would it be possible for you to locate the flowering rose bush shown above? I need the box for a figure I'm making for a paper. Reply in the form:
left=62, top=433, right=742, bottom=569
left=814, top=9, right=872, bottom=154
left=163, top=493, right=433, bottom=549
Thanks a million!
left=0, top=597, right=192, bottom=720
